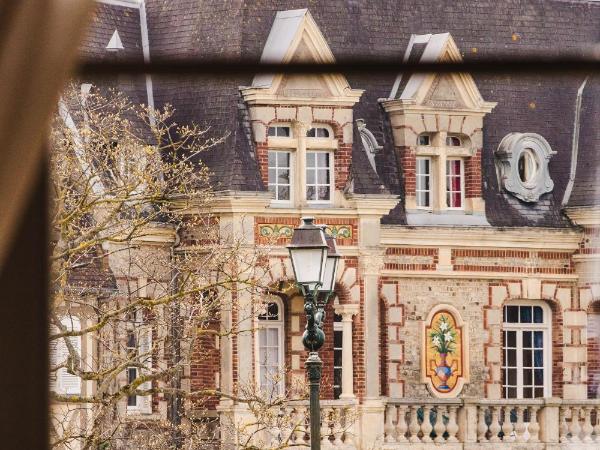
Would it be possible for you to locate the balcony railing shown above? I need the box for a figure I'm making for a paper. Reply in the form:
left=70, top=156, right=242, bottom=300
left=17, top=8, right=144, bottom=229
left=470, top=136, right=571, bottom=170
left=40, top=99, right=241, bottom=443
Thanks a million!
left=383, top=398, right=600, bottom=449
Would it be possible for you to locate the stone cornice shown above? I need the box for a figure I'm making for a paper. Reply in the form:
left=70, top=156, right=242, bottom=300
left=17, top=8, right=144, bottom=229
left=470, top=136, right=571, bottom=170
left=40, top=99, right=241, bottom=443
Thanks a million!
left=381, top=225, right=581, bottom=251
left=380, top=98, right=495, bottom=116
left=564, top=207, right=600, bottom=226
left=240, top=87, right=364, bottom=108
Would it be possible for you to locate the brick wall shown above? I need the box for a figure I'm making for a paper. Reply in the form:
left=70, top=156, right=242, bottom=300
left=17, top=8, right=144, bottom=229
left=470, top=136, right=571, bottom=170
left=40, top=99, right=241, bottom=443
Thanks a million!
left=465, top=148, right=482, bottom=198
left=190, top=321, right=220, bottom=409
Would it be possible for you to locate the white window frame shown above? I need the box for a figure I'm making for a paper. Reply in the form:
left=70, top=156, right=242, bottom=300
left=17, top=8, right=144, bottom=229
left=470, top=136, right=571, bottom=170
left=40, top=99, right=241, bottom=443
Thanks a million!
left=307, top=126, right=332, bottom=138
left=306, top=150, right=334, bottom=205
left=417, top=133, right=432, bottom=146
left=333, top=317, right=343, bottom=400
left=446, top=158, right=465, bottom=210
left=416, top=156, right=432, bottom=210
left=126, top=311, right=152, bottom=414
left=268, top=125, right=293, bottom=138
left=256, top=298, right=285, bottom=398
left=502, top=300, right=552, bottom=399
left=50, top=316, right=82, bottom=396
left=267, top=150, right=294, bottom=204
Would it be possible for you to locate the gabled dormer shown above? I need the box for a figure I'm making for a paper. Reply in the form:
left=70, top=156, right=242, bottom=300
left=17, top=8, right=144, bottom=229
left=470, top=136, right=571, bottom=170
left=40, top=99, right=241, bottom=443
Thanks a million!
left=382, top=33, right=496, bottom=226
left=241, top=9, right=363, bottom=209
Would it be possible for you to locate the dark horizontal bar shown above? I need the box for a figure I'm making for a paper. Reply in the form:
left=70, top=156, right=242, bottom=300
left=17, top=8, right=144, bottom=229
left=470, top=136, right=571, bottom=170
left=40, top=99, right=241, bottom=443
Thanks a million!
left=76, top=56, right=600, bottom=77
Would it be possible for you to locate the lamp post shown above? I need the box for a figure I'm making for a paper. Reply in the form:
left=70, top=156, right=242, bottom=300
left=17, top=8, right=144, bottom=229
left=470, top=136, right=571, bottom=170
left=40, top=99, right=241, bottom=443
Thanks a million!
left=287, top=217, right=340, bottom=450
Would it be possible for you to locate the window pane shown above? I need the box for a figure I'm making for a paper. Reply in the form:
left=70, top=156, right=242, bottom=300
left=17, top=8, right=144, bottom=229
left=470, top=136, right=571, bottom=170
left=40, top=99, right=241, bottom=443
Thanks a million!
left=505, top=306, right=519, bottom=323
left=278, top=186, right=289, bottom=200
left=267, top=328, right=278, bottom=345
left=533, top=306, right=544, bottom=323
left=307, top=128, right=315, bottom=137
left=268, top=151, right=276, bottom=166
left=317, top=169, right=329, bottom=184
left=318, top=186, right=330, bottom=200
left=268, top=169, right=276, bottom=183
left=524, top=387, right=533, bottom=399
left=505, top=330, right=517, bottom=348
left=507, top=348, right=516, bottom=366
left=267, top=302, right=279, bottom=319
left=334, top=330, right=342, bottom=347
left=524, top=369, right=532, bottom=385
left=534, top=369, right=544, bottom=385
left=523, top=350, right=532, bottom=367
left=306, top=169, right=315, bottom=184
left=523, top=331, right=532, bottom=348
left=306, top=186, right=316, bottom=201
left=259, top=330, right=266, bottom=346
left=534, top=350, right=543, bottom=367
left=507, top=368, right=517, bottom=385
left=316, top=153, right=329, bottom=167
left=307, top=152, right=315, bottom=166
left=506, top=387, right=517, bottom=398
left=277, top=170, right=289, bottom=184
left=277, top=152, right=290, bottom=166
left=268, top=127, right=276, bottom=137
left=534, top=388, right=544, bottom=398
left=318, top=128, right=330, bottom=138
left=534, top=331, right=543, bottom=348
left=334, top=351, right=342, bottom=367
left=280, top=127, right=290, bottom=137
left=520, top=306, right=532, bottom=323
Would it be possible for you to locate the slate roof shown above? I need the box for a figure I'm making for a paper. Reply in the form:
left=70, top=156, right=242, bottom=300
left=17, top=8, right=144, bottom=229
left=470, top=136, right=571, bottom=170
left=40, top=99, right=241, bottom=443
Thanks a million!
left=82, top=0, right=600, bottom=227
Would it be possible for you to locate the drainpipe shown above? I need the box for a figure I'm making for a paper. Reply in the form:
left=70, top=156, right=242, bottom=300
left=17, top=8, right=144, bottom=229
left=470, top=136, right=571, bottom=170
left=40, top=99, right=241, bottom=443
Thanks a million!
left=562, top=76, right=589, bottom=206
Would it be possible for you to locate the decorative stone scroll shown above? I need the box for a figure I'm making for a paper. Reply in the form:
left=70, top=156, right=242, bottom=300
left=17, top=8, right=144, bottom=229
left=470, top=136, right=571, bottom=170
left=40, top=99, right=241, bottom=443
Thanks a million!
left=422, top=304, right=469, bottom=398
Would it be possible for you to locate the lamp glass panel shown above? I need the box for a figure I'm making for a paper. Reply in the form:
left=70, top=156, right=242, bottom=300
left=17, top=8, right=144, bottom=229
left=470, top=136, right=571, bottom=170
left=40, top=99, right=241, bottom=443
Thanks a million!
left=290, top=247, right=327, bottom=285
left=318, top=255, right=339, bottom=293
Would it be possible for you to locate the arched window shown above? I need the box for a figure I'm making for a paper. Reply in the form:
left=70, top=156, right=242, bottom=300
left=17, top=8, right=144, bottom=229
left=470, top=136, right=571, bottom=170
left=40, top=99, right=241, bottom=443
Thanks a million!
left=307, top=126, right=330, bottom=138
left=502, top=301, right=552, bottom=399
left=257, top=298, right=284, bottom=397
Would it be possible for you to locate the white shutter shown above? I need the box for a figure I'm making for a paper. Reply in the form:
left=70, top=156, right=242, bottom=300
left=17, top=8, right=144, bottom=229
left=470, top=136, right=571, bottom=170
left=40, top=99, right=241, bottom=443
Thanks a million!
left=49, top=325, right=59, bottom=392
left=57, top=317, right=82, bottom=395
left=137, top=326, right=152, bottom=414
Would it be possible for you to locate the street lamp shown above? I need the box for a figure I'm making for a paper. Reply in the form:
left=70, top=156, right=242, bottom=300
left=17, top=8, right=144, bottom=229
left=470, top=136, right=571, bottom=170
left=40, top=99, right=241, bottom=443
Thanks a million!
left=287, top=217, right=340, bottom=450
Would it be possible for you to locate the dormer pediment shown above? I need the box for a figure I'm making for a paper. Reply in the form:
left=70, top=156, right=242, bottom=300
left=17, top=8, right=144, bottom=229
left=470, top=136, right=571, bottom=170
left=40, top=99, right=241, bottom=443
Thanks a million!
left=241, top=9, right=363, bottom=106
left=385, top=33, right=496, bottom=115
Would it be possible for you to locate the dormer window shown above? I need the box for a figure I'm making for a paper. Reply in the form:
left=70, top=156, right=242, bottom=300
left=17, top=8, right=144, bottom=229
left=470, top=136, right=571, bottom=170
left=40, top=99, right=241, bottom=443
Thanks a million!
left=268, top=151, right=292, bottom=202
left=306, top=152, right=332, bottom=202
left=446, top=135, right=462, bottom=147
left=446, top=159, right=464, bottom=208
left=268, top=125, right=292, bottom=137
left=307, top=127, right=330, bottom=138
left=418, top=134, right=431, bottom=146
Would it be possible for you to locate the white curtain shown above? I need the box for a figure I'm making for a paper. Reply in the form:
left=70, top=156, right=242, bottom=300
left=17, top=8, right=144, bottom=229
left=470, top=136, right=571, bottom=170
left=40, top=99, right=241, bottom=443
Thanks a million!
left=0, top=0, right=94, bottom=269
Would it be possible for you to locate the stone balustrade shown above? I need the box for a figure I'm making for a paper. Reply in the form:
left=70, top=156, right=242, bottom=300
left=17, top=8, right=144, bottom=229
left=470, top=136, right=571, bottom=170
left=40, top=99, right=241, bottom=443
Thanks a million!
left=382, top=398, right=600, bottom=449
left=265, top=399, right=358, bottom=449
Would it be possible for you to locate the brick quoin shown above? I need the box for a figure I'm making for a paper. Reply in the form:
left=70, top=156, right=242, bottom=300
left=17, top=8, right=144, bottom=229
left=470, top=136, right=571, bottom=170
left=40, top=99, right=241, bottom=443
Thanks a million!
left=190, top=320, right=220, bottom=409
left=588, top=302, right=600, bottom=399
left=464, top=148, right=482, bottom=198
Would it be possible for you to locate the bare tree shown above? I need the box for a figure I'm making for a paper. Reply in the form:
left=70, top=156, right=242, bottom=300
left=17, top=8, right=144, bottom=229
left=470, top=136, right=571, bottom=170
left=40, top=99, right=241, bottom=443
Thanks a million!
left=49, top=86, right=349, bottom=450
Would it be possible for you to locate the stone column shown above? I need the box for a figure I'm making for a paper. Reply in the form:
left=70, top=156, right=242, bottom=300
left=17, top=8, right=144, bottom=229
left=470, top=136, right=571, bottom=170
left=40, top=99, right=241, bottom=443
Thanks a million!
left=335, top=303, right=359, bottom=400
left=359, top=252, right=385, bottom=449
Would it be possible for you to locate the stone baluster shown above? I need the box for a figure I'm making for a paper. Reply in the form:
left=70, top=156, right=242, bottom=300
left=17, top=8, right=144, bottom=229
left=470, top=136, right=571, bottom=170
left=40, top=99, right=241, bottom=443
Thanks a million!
left=593, top=406, right=600, bottom=442
left=321, top=407, right=332, bottom=448
left=447, top=405, right=459, bottom=442
left=559, top=407, right=569, bottom=443
left=477, top=406, right=488, bottom=442
left=569, top=407, right=582, bottom=443
left=408, top=405, right=421, bottom=443
left=384, top=404, right=396, bottom=443
left=433, top=405, right=446, bottom=443
left=395, top=405, right=408, bottom=442
left=498, top=406, right=509, bottom=442
left=528, top=406, right=540, bottom=443
left=514, top=406, right=527, bottom=443
left=294, top=406, right=307, bottom=445
left=489, top=406, right=502, bottom=442
left=420, top=405, right=433, bottom=442
left=343, top=405, right=357, bottom=449
left=332, top=408, right=344, bottom=448
left=582, top=407, right=594, bottom=443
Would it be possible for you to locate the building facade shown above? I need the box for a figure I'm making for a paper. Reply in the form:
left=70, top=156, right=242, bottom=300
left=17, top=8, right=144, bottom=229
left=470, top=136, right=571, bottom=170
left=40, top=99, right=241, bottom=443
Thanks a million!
left=60, top=0, right=600, bottom=448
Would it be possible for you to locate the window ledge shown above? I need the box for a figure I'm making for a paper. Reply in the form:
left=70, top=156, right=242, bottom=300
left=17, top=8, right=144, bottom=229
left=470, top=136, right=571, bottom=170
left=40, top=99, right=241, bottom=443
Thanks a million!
left=406, top=211, right=490, bottom=227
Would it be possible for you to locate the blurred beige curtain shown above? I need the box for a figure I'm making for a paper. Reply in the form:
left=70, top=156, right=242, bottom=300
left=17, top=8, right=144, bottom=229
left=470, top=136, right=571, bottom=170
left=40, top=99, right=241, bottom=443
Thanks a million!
left=0, top=0, right=94, bottom=270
